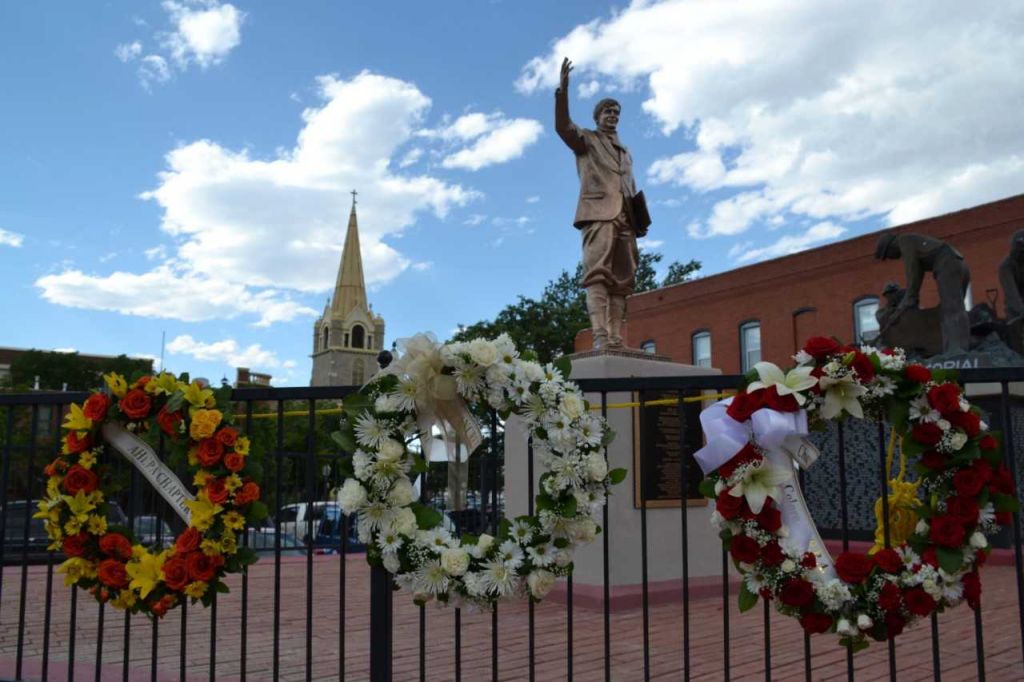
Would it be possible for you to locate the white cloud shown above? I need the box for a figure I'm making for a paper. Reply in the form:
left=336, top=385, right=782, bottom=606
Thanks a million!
left=37, top=72, right=477, bottom=325
left=637, top=237, right=664, bottom=250
left=520, top=1, right=1024, bottom=238
left=53, top=348, right=77, bottom=354
left=115, top=41, right=142, bottom=63
left=463, top=214, right=487, bottom=226
left=144, top=245, right=168, bottom=260
left=733, top=222, right=847, bottom=263
left=399, top=148, right=423, bottom=168
left=411, top=261, right=433, bottom=272
left=138, top=54, right=171, bottom=89
left=423, top=112, right=543, bottom=171
left=0, top=228, right=24, bottom=247
left=526, top=195, right=540, bottom=204
left=167, top=334, right=281, bottom=370
left=162, top=1, right=244, bottom=68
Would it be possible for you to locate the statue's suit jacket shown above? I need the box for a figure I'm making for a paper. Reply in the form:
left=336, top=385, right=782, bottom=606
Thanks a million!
left=555, top=87, right=637, bottom=229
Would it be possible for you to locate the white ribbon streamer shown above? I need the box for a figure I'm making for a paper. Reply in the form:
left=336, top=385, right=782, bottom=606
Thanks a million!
left=102, top=423, right=194, bottom=523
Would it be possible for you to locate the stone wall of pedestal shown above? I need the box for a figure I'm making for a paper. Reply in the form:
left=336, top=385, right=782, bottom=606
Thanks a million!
left=505, top=350, right=725, bottom=588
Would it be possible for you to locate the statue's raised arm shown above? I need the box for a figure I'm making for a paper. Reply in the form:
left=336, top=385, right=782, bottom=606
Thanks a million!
left=554, top=57, right=585, bottom=154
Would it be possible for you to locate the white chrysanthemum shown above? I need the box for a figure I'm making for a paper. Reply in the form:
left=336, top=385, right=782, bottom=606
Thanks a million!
left=374, top=393, right=402, bottom=413
left=417, top=527, right=452, bottom=553
left=479, top=559, right=518, bottom=596
left=526, top=543, right=554, bottom=567
left=485, top=363, right=511, bottom=388
left=869, top=376, right=897, bottom=397
left=509, top=377, right=532, bottom=405
left=337, top=479, right=368, bottom=514
left=792, top=350, right=814, bottom=365
left=388, top=478, right=416, bottom=506
left=392, top=380, right=420, bottom=412
left=497, top=540, right=524, bottom=569
left=909, top=395, right=941, bottom=423
left=378, top=530, right=403, bottom=553
left=942, top=579, right=964, bottom=604
left=361, top=501, right=393, bottom=532
left=354, top=413, right=391, bottom=449
left=743, top=572, right=764, bottom=595
left=454, top=364, right=485, bottom=397
left=538, top=381, right=563, bottom=404
left=527, top=569, right=556, bottom=599
left=414, top=561, right=449, bottom=596
left=441, top=547, right=470, bottom=576
left=511, top=520, right=534, bottom=544
left=541, top=363, right=562, bottom=382
left=463, top=572, right=486, bottom=597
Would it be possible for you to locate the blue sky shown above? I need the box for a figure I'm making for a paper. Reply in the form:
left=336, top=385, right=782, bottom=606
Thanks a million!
left=1, top=1, right=1021, bottom=385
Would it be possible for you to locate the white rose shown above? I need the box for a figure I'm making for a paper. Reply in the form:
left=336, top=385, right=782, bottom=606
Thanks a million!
left=554, top=550, right=572, bottom=568
left=857, top=614, right=873, bottom=630
left=836, top=618, right=856, bottom=636
left=476, top=534, right=495, bottom=555
left=337, top=479, right=367, bottom=514
left=353, top=452, right=371, bottom=478
left=378, top=439, right=405, bottom=463
left=586, top=453, right=608, bottom=482
left=527, top=569, right=556, bottom=599
left=560, top=393, right=584, bottom=420
left=441, top=548, right=470, bottom=576
left=522, top=361, right=544, bottom=383
left=574, top=518, right=598, bottom=543
left=375, top=394, right=400, bottom=413
left=781, top=560, right=796, bottom=573
left=915, top=519, right=930, bottom=535
left=970, top=531, right=988, bottom=549
left=949, top=432, right=968, bottom=451
left=468, top=339, right=498, bottom=367
left=388, top=478, right=415, bottom=507
left=383, top=553, right=401, bottom=573
left=395, top=508, right=418, bottom=536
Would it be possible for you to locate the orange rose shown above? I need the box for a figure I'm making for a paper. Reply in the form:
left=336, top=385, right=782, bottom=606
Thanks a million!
left=234, top=481, right=260, bottom=506
left=63, top=464, right=98, bottom=495
left=215, top=427, right=238, bottom=447
left=119, top=389, right=152, bottom=420
left=157, top=407, right=183, bottom=438
left=196, top=438, right=224, bottom=467
left=65, top=431, right=93, bottom=454
left=82, top=393, right=111, bottom=421
left=99, top=533, right=133, bottom=560
left=206, top=478, right=230, bottom=505
left=175, top=527, right=201, bottom=554
left=63, top=532, right=90, bottom=558
left=151, top=595, right=175, bottom=618
left=223, top=452, right=245, bottom=473
left=98, top=559, right=129, bottom=589
left=186, top=551, right=222, bottom=582
left=162, top=557, right=190, bottom=591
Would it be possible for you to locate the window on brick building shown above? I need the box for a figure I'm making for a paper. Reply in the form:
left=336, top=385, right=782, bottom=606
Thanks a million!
left=692, top=331, right=711, bottom=368
left=640, top=339, right=657, bottom=354
left=853, top=297, right=880, bottom=343
left=739, top=321, right=760, bottom=372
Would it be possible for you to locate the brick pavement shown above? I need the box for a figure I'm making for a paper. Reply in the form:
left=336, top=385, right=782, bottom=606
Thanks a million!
left=2, top=555, right=1023, bottom=681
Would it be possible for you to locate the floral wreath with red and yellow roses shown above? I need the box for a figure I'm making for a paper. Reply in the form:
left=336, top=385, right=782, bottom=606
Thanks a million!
left=37, top=371, right=266, bottom=618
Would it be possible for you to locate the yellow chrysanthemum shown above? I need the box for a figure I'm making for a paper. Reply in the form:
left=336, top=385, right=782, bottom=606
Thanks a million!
left=200, top=539, right=222, bottom=557
left=233, top=437, right=250, bottom=456
left=184, top=581, right=208, bottom=599
left=193, top=470, right=213, bottom=487
left=187, top=447, right=199, bottom=467
left=78, top=451, right=97, bottom=469
left=87, top=515, right=108, bottom=535
left=189, top=409, right=222, bottom=440
left=220, top=534, right=238, bottom=555
left=185, top=493, right=222, bottom=532
left=126, top=549, right=168, bottom=599
left=224, top=474, right=243, bottom=492
left=64, top=518, right=82, bottom=534
left=58, top=557, right=96, bottom=587
left=62, top=403, right=92, bottom=432
left=222, top=511, right=245, bottom=531
left=104, top=372, right=128, bottom=398
left=110, top=591, right=138, bottom=609
left=46, top=477, right=62, bottom=499
left=183, top=382, right=214, bottom=409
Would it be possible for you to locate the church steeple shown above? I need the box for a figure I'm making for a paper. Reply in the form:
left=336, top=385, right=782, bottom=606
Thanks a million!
left=330, top=192, right=368, bottom=319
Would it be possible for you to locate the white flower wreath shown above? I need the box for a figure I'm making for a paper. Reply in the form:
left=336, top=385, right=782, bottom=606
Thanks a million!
left=332, top=333, right=625, bottom=607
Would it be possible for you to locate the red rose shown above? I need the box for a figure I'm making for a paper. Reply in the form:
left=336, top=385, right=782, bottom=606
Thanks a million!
left=991, top=465, right=1015, bottom=495
left=921, top=547, right=939, bottom=568
left=223, top=452, right=245, bottom=473
left=800, top=552, right=817, bottom=569
left=62, top=532, right=90, bottom=558
left=760, top=541, right=785, bottom=566
left=727, top=390, right=766, bottom=423
left=43, top=457, right=66, bottom=477
left=65, top=431, right=93, bottom=454
left=834, top=551, right=874, bottom=584
left=927, top=383, right=962, bottom=414
left=215, top=427, right=238, bottom=447
left=99, top=533, right=133, bottom=560
left=186, top=552, right=222, bottom=582
left=963, top=571, right=981, bottom=609
left=800, top=612, right=833, bottom=634
left=175, top=527, right=201, bottom=554
left=162, top=557, right=190, bottom=592
left=953, top=469, right=984, bottom=497
left=851, top=352, right=875, bottom=382
left=911, top=422, right=942, bottom=446
left=930, top=515, right=965, bottom=548
left=763, top=386, right=799, bottom=412
left=97, top=559, right=129, bottom=589
left=82, top=393, right=111, bottom=421
left=717, top=442, right=763, bottom=479
left=885, top=612, right=906, bottom=638
left=151, top=595, right=174, bottom=618
left=878, top=582, right=902, bottom=612
left=135, top=375, right=152, bottom=387
left=947, top=411, right=981, bottom=438
left=780, top=579, right=815, bottom=607
left=945, top=495, right=979, bottom=526
left=903, top=587, right=935, bottom=617
left=920, top=450, right=947, bottom=471
left=119, top=389, right=152, bottom=420
left=729, top=535, right=759, bottom=564
left=979, top=435, right=999, bottom=452
left=157, top=407, right=183, bottom=438
left=873, top=548, right=902, bottom=573
left=971, top=459, right=993, bottom=483
left=756, top=504, right=782, bottom=533
left=196, top=438, right=224, bottom=467
left=234, top=481, right=260, bottom=506
left=716, top=489, right=746, bottom=519
left=803, top=336, right=841, bottom=361
left=206, top=478, right=230, bottom=505
left=905, top=364, right=932, bottom=383
left=63, top=464, right=99, bottom=495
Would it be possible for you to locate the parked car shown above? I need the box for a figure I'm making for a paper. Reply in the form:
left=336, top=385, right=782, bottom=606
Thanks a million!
left=131, top=515, right=175, bottom=549
left=274, top=501, right=340, bottom=545
left=310, top=506, right=365, bottom=554
left=243, top=528, right=306, bottom=557
left=2, top=500, right=128, bottom=565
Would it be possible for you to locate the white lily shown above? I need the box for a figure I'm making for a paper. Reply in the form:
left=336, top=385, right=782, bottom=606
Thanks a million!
left=747, top=362, right=817, bottom=406
left=728, top=460, right=792, bottom=514
left=818, top=375, right=867, bottom=419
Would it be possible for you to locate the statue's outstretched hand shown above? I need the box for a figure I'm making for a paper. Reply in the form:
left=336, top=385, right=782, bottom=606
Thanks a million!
left=560, top=58, right=573, bottom=92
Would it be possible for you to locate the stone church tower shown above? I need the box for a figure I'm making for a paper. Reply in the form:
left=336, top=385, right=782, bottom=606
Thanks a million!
left=310, top=197, right=386, bottom=386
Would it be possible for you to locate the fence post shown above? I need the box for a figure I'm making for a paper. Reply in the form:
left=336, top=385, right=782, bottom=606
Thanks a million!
left=369, top=564, right=393, bottom=682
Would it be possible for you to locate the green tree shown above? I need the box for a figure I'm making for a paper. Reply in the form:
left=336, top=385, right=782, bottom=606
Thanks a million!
left=451, top=251, right=701, bottom=363
left=6, top=350, right=153, bottom=392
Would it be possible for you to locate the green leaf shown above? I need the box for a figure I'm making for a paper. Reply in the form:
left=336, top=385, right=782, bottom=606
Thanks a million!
left=166, top=390, right=185, bottom=413
left=497, top=518, right=512, bottom=540
left=738, top=581, right=759, bottom=612
left=215, top=581, right=231, bottom=594
left=245, top=500, right=269, bottom=525
left=936, top=546, right=963, bottom=574
left=411, top=455, right=429, bottom=474
left=343, top=392, right=371, bottom=415
left=994, top=493, right=1021, bottom=513
left=411, top=502, right=442, bottom=530
left=839, top=637, right=870, bottom=653
left=886, top=400, right=910, bottom=432
left=235, top=546, right=258, bottom=566
left=554, top=356, right=572, bottom=379
left=559, top=496, right=578, bottom=517
left=331, top=428, right=357, bottom=453
left=534, top=493, right=555, bottom=512
left=553, top=537, right=569, bottom=549
left=698, top=477, right=717, bottom=499
left=608, top=468, right=628, bottom=485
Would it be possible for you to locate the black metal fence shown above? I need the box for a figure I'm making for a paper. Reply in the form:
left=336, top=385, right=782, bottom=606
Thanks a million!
left=1, top=369, right=1023, bottom=681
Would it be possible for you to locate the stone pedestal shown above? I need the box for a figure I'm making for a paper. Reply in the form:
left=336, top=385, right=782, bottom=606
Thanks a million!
left=505, top=350, right=730, bottom=605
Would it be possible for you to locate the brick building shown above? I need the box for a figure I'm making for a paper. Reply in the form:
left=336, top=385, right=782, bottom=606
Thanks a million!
left=576, top=194, right=1024, bottom=372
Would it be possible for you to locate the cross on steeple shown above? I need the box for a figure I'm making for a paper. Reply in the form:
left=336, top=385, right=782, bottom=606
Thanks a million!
left=350, top=189, right=358, bottom=206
